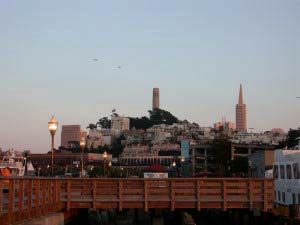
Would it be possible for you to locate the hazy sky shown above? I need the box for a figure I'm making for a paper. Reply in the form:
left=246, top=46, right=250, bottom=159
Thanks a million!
left=0, top=1, right=299, bottom=152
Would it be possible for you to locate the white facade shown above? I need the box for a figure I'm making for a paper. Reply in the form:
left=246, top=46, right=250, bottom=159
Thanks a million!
left=273, top=149, right=300, bottom=206
left=87, top=129, right=112, bottom=148
left=111, top=116, right=130, bottom=131
left=232, top=132, right=286, bottom=145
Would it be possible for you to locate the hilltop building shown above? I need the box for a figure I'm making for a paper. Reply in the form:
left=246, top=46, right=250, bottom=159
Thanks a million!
left=152, top=88, right=160, bottom=110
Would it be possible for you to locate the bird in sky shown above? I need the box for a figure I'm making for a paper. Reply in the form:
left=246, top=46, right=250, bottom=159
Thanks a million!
left=117, top=66, right=121, bottom=69
left=92, top=58, right=99, bottom=61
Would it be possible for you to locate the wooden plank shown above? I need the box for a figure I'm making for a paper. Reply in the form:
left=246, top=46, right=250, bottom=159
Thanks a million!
left=144, top=180, right=148, bottom=212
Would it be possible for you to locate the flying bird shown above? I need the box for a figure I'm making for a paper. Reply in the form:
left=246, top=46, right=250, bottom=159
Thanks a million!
left=92, top=58, right=99, bottom=61
left=117, top=66, right=121, bottom=69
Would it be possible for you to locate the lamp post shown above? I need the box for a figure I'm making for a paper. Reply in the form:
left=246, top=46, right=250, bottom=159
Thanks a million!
left=47, top=164, right=50, bottom=176
left=24, top=157, right=27, bottom=176
left=80, top=139, right=85, bottom=177
left=48, top=116, right=58, bottom=177
left=103, top=151, right=107, bottom=177
left=38, top=166, right=41, bottom=177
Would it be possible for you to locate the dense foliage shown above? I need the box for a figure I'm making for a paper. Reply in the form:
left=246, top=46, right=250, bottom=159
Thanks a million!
left=129, top=108, right=179, bottom=130
left=278, top=128, right=300, bottom=148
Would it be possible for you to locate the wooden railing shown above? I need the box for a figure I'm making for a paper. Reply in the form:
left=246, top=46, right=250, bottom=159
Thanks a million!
left=0, top=178, right=274, bottom=225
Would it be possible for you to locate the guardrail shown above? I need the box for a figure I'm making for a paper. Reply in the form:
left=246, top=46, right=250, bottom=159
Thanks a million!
left=0, top=177, right=274, bottom=225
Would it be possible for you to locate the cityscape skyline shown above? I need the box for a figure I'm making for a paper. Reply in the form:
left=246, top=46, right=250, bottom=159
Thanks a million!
left=0, top=1, right=299, bottom=152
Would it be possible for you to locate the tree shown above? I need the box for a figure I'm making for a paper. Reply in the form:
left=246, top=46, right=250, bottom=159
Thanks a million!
left=278, top=128, right=300, bottom=148
left=86, top=123, right=97, bottom=130
left=229, top=157, right=248, bottom=175
left=97, top=117, right=111, bottom=129
left=111, top=134, right=126, bottom=157
left=149, top=108, right=179, bottom=125
left=211, top=135, right=232, bottom=176
left=129, top=116, right=153, bottom=130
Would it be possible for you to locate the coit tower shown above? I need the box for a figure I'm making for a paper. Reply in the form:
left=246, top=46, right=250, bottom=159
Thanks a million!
left=152, top=88, right=160, bottom=110
left=236, top=84, right=247, bottom=132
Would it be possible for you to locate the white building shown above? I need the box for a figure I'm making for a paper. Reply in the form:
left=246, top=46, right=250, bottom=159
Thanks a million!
left=111, top=116, right=130, bottom=131
left=273, top=149, right=300, bottom=206
left=86, top=129, right=112, bottom=148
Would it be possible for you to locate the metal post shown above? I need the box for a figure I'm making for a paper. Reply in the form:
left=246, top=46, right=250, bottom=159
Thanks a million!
left=51, top=134, right=54, bottom=176
left=192, top=147, right=195, bottom=176
left=104, top=159, right=106, bottom=177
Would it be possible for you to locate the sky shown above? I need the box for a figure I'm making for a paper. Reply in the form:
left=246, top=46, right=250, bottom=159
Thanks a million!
left=0, top=1, right=299, bottom=153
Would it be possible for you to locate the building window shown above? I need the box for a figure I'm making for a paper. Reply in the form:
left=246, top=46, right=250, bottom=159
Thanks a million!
left=298, top=193, right=300, bottom=204
left=278, top=191, right=281, bottom=201
left=287, top=165, right=292, bottom=179
left=293, top=163, right=299, bottom=179
left=273, top=165, right=279, bottom=179
left=292, top=193, right=296, bottom=205
left=282, top=192, right=286, bottom=203
left=280, top=165, right=285, bottom=179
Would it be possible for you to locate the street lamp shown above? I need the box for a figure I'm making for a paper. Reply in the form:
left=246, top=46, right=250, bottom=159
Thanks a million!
left=48, top=116, right=58, bottom=176
left=80, top=139, right=85, bottom=177
left=103, top=151, right=107, bottom=177
left=172, top=161, right=176, bottom=167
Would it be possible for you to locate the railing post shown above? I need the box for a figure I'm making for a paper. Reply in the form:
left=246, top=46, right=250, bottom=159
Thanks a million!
left=27, top=179, right=32, bottom=217
left=263, top=180, right=268, bottom=212
left=92, top=180, right=96, bottom=210
left=170, top=180, right=175, bottom=211
left=35, top=179, right=40, bottom=216
left=18, top=179, right=24, bottom=216
left=249, top=180, right=253, bottom=210
left=42, top=180, right=46, bottom=213
left=8, top=179, right=15, bottom=225
left=57, top=180, right=61, bottom=210
left=119, top=180, right=123, bottom=211
left=222, top=180, right=227, bottom=211
left=144, top=180, right=148, bottom=212
left=53, top=179, right=57, bottom=209
left=0, top=179, right=2, bottom=214
left=67, top=180, right=71, bottom=211
left=48, top=179, right=52, bottom=211
left=196, top=180, right=201, bottom=211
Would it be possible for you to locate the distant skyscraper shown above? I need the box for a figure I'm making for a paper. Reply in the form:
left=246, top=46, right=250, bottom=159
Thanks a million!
left=236, top=84, right=247, bottom=132
left=152, top=88, right=160, bottom=110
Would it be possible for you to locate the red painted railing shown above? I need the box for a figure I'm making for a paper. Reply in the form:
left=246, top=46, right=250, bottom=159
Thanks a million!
left=0, top=177, right=274, bottom=225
